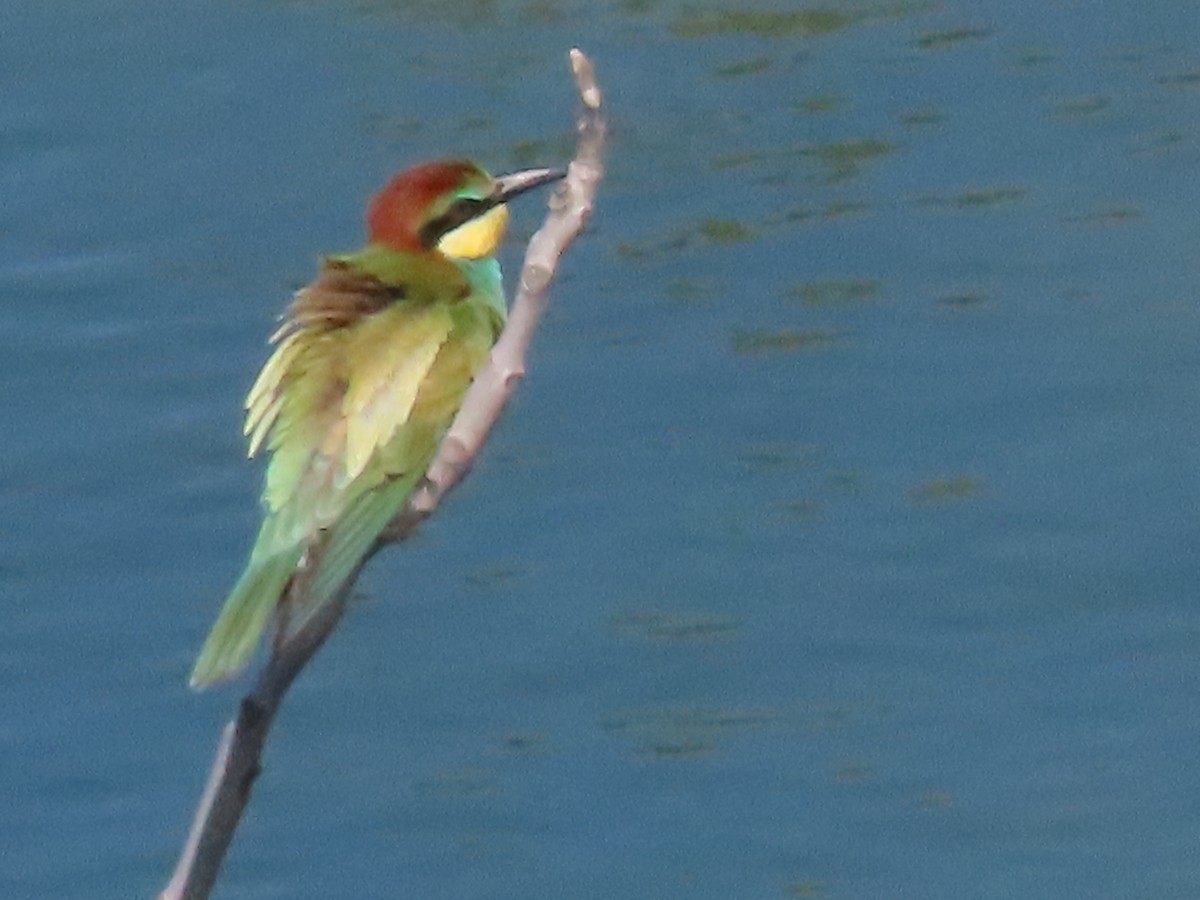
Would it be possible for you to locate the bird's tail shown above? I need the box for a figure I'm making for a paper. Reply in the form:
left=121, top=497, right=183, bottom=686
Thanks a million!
left=275, top=469, right=427, bottom=643
left=189, top=547, right=302, bottom=689
left=189, top=460, right=431, bottom=689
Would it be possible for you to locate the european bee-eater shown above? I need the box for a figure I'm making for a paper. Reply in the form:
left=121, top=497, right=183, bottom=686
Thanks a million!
left=190, top=160, right=564, bottom=688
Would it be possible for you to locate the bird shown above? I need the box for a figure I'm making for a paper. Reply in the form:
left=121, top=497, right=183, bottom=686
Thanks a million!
left=189, top=159, right=564, bottom=688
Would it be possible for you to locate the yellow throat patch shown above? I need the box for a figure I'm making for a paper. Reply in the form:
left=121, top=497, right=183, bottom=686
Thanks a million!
left=437, top=203, right=510, bottom=259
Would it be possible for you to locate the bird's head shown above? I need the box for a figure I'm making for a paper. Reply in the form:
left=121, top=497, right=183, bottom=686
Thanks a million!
left=366, top=160, right=564, bottom=258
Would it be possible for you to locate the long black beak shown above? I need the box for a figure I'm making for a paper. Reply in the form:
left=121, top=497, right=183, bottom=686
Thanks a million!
left=495, top=167, right=566, bottom=202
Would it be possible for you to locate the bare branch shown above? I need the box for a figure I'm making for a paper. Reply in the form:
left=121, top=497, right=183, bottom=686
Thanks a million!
left=158, top=723, right=233, bottom=900
left=389, top=48, right=605, bottom=536
left=161, top=50, right=606, bottom=900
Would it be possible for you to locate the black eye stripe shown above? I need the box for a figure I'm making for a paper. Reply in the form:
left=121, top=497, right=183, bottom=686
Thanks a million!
left=419, top=197, right=495, bottom=248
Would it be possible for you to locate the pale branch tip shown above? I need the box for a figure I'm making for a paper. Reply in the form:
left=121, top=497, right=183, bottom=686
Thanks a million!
left=570, top=48, right=602, bottom=110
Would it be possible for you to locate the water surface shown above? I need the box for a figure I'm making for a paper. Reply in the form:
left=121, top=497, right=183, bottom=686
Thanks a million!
left=3, top=1, right=1199, bottom=897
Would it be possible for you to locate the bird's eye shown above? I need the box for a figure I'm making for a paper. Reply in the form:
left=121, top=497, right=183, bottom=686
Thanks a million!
left=451, top=197, right=489, bottom=220
left=420, top=197, right=493, bottom=248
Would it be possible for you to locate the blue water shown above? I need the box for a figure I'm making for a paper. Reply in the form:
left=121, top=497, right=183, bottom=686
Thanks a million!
left=3, top=1, right=1199, bottom=897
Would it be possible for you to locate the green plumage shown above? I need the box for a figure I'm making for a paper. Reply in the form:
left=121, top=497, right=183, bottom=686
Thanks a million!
left=190, top=159, right=563, bottom=688
left=190, top=210, right=505, bottom=688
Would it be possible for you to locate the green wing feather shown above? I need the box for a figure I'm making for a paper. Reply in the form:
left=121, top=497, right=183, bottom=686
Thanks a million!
left=189, top=544, right=304, bottom=687
left=190, top=254, right=499, bottom=688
